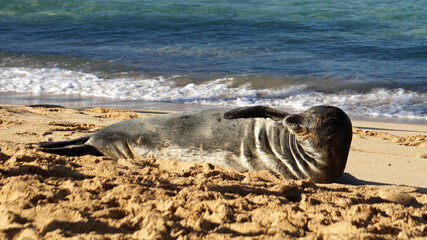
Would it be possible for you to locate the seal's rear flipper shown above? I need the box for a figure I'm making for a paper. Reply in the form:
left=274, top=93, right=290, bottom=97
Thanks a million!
left=38, top=136, right=103, bottom=156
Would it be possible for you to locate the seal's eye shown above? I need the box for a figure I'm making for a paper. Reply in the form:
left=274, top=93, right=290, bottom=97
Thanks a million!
left=284, top=114, right=302, bottom=125
left=283, top=114, right=304, bottom=130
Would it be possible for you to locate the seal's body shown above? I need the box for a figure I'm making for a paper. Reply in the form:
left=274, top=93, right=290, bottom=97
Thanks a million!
left=39, top=106, right=352, bottom=183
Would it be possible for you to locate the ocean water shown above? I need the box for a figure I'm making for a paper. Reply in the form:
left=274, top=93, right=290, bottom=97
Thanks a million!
left=0, top=0, right=426, bottom=120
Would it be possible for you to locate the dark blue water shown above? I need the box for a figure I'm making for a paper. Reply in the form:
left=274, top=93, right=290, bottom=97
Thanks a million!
left=0, top=0, right=426, bottom=119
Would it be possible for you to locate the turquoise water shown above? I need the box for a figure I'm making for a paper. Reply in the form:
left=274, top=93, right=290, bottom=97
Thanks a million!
left=0, top=0, right=426, bottom=119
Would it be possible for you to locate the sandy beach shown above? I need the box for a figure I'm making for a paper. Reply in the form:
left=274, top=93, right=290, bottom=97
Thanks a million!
left=0, top=104, right=426, bottom=239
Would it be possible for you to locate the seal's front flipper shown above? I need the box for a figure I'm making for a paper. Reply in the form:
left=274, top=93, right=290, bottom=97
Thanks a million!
left=223, top=106, right=288, bottom=121
left=38, top=136, right=103, bottom=156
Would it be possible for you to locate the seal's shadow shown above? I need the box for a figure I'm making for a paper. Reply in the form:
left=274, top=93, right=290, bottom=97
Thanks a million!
left=338, top=173, right=427, bottom=193
left=337, top=173, right=387, bottom=186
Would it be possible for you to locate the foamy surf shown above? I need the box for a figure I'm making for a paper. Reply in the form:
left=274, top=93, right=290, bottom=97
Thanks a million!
left=1, top=67, right=426, bottom=120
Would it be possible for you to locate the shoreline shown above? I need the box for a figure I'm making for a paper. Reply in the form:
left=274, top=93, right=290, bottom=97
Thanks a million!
left=1, top=92, right=426, bottom=125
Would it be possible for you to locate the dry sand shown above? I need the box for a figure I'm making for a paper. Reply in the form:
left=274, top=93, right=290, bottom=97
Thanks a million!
left=0, top=104, right=426, bottom=239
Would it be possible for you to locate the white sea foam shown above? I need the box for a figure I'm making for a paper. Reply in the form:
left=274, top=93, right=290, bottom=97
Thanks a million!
left=0, top=67, right=426, bottom=120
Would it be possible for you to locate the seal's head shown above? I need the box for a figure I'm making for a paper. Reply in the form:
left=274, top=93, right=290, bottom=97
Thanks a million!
left=284, top=106, right=352, bottom=183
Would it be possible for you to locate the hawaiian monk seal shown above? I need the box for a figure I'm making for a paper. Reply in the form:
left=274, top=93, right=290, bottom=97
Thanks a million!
left=38, top=105, right=352, bottom=183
